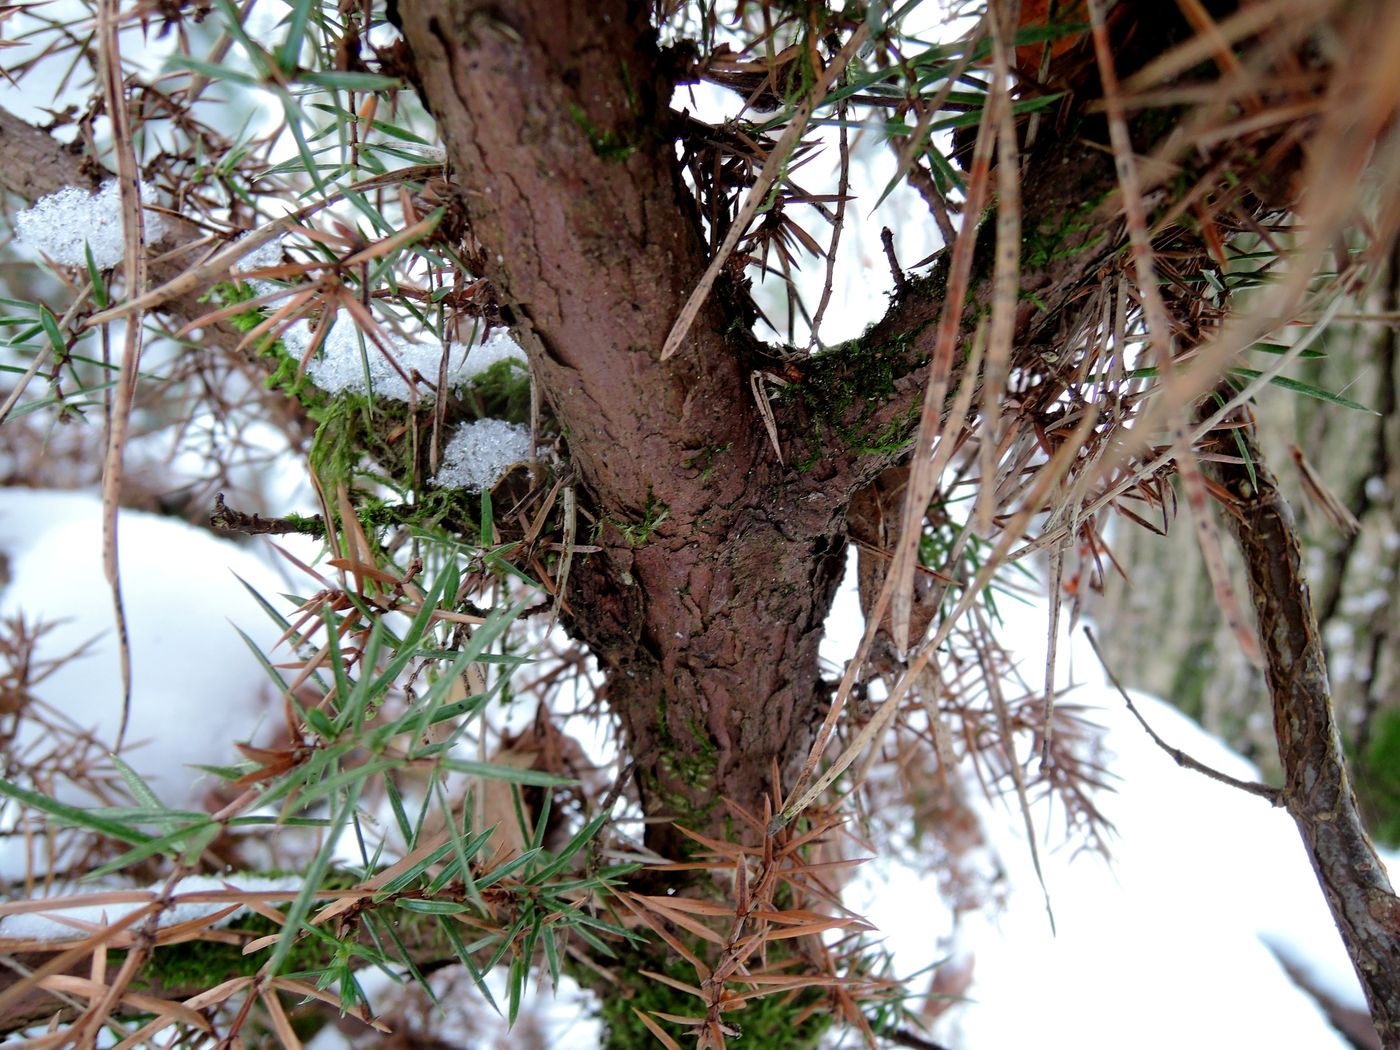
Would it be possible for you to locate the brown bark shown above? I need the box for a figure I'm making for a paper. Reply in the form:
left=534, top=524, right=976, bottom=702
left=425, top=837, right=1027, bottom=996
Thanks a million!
left=0, top=109, right=100, bottom=202
left=1203, top=410, right=1400, bottom=1047
left=394, top=0, right=861, bottom=852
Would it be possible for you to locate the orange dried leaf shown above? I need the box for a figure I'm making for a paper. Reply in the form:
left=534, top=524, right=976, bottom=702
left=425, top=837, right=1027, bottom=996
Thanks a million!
left=638, top=969, right=705, bottom=1001
left=632, top=1008, right=686, bottom=1050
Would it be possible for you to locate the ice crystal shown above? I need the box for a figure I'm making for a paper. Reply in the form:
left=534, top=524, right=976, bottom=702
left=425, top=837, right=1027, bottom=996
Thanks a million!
left=14, top=180, right=167, bottom=269
left=230, top=232, right=288, bottom=298
left=432, top=419, right=532, bottom=492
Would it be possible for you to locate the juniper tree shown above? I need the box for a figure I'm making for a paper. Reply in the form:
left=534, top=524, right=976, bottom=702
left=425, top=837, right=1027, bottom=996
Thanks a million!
left=2, top=0, right=1400, bottom=1046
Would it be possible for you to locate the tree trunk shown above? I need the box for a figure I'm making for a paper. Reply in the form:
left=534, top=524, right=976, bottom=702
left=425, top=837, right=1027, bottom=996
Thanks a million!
left=394, top=0, right=1200, bottom=855
left=393, top=0, right=861, bottom=853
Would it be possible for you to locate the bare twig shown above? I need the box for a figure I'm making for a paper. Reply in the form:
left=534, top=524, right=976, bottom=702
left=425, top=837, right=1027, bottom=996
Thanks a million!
left=807, top=109, right=850, bottom=348
left=1083, top=627, right=1282, bottom=803
left=882, top=1026, right=955, bottom=1050
left=96, top=0, right=146, bottom=754
left=880, top=227, right=907, bottom=294
left=209, top=493, right=325, bottom=537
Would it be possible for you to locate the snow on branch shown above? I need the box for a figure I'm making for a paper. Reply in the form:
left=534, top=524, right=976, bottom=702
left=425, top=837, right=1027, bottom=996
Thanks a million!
left=14, top=180, right=167, bottom=269
left=431, top=418, right=532, bottom=492
left=293, top=321, right=528, bottom=403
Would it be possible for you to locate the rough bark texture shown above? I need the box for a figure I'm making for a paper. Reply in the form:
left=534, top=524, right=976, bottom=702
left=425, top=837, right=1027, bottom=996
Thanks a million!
left=0, top=110, right=101, bottom=201
left=394, top=0, right=859, bottom=851
left=1203, top=410, right=1400, bottom=1047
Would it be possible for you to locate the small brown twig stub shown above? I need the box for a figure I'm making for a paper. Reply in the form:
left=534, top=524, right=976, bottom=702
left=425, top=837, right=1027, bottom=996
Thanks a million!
left=880, top=226, right=908, bottom=294
left=209, top=493, right=325, bottom=537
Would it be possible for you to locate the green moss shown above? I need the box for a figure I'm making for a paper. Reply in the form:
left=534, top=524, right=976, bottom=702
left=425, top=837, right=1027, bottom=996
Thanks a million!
left=208, top=282, right=544, bottom=542
left=210, top=281, right=330, bottom=412
left=798, top=333, right=914, bottom=418
left=568, top=103, right=639, bottom=162
left=685, top=442, right=733, bottom=484
left=465, top=357, right=532, bottom=422
left=606, top=490, right=670, bottom=547
left=855, top=399, right=921, bottom=457
left=648, top=689, right=720, bottom=825
left=1358, top=711, right=1400, bottom=847
left=782, top=325, right=931, bottom=469
left=594, top=947, right=831, bottom=1049
left=1021, top=194, right=1110, bottom=272
left=123, top=912, right=329, bottom=993
left=1019, top=288, right=1050, bottom=313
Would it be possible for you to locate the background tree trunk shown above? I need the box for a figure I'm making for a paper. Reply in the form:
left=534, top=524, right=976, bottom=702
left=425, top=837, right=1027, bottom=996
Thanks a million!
left=1199, top=402, right=1400, bottom=1044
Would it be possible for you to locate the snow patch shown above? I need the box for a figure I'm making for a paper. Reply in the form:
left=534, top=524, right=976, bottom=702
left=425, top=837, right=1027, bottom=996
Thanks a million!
left=233, top=232, right=287, bottom=275
left=431, top=419, right=532, bottom=492
left=298, top=321, right=527, bottom=402
left=0, top=488, right=288, bottom=873
left=824, top=577, right=1370, bottom=1050
left=14, top=180, right=168, bottom=269
left=0, top=874, right=301, bottom=942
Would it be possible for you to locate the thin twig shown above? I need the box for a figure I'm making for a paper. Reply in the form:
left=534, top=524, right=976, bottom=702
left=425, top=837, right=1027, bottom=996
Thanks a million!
left=587, top=760, right=633, bottom=877
left=97, top=0, right=146, bottom=754
left=881, top=1026, right=954, bottom=1050
left=1083, top=627, right=1283, bottom=804
left=209, top=493, right=325, bottom=537
left=807, top=108, right=849, bottom=348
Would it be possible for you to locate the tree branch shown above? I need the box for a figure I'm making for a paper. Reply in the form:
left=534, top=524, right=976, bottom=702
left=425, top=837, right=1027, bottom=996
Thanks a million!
left=0, top=105, right=292, bottom=370
left=1203, top=406, right=1400, bottom=1048
left=0, top=108, right=101, bottom=201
